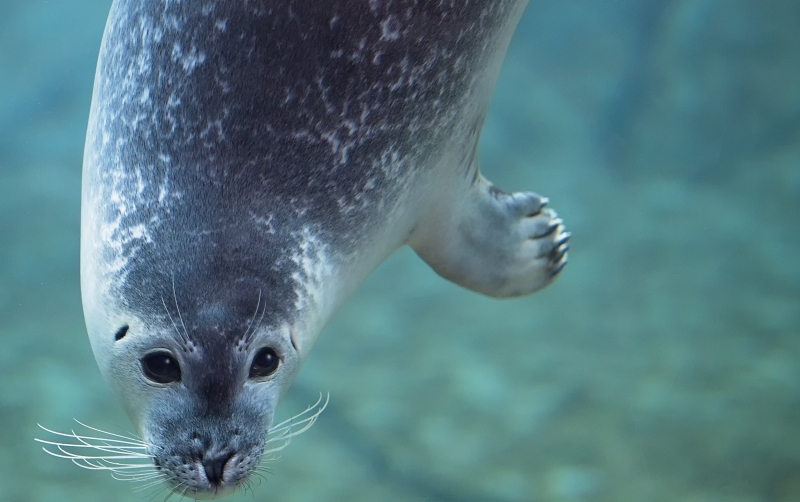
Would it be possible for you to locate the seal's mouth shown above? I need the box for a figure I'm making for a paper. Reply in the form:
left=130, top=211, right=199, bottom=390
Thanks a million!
left=35, top=394, right=329, bottom=499
left=179, top=483, right=239, bottom=500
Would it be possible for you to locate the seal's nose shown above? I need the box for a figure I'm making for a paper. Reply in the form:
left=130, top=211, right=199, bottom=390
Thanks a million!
left=202, top=451, right=234, bottom=486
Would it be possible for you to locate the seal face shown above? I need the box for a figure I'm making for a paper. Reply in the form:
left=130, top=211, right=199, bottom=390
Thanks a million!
left=78, top=0, right=568, bottom=498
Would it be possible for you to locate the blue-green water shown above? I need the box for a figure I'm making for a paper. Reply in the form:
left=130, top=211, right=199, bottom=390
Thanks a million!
left=1, top=1, right=799, bottom=501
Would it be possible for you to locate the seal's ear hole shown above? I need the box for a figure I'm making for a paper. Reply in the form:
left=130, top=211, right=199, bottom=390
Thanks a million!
left=249, top=347, right=280, bottom=379
left=141, top=351, right=182, bottom=384
left=114, top=325, right=129, bottom=341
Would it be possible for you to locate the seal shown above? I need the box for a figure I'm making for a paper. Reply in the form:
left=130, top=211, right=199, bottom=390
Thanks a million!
left=72, top=0, right=569, bottom=498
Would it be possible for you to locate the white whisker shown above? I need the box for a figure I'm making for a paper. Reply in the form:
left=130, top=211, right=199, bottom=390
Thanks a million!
left=36, top=436, right=151, bottom=461
left=141, top=480, right=174, bottom=501
left=36, top=424, right=149, bottom=448
left=249, top=289, right=269, bottom=344
left=242, top=289, right=263, bottom=345
left=267, top=412, right=322, bottom=440
left=72, top=420, right=146, bottom=443
left=268, top=393, right=327, bottom=432
left=172, top=274, right=191, bottom=343
left=174, top=482, right=193, bottom=501
left=35, top=420, right=158, bottom=483
left=36, top=439, right=147, bottom=453
left=132, top=477, right=168, bottom=492
left=69, top=429, right=149, bottom=456
left=40, top=447, right=150, bottom=464
left=132, top=481, right=166, bottom=493
left=263, top=393, right=329, bottom=455
left=122, top=476, right=163, bottom=486
left=112, top=471, right=164, bottom=481
left=71, top=459, right=152, bottom=471
left=260, top=452, right=283, bottom=463
left=162, top=295, right=189, bottom=345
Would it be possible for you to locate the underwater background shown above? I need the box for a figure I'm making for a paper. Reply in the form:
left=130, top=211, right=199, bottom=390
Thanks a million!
left=1, top=0, right=799, bottom=501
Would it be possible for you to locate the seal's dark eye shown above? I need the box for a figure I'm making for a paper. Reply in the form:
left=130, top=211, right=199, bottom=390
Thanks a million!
left=249, top=347, right=280, bottom=378
left=141, top=352, right=182, bottom=384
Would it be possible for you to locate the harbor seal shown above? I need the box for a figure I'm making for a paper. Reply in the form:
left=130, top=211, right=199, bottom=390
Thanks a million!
left=73, top=0, right=568, bottom=498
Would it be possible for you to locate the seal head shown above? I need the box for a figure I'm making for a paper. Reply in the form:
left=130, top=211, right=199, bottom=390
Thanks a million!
left=91, top=276, right=306, bottom=497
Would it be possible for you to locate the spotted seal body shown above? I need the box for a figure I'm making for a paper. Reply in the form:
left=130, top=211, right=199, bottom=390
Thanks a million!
left=81, top=0, right=568, bottom=498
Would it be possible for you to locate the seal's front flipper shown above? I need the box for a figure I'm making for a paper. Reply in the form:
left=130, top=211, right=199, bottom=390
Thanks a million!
left=409, top=175, right=569, bottom=298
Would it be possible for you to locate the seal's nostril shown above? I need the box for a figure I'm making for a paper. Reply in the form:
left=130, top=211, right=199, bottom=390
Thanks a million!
left=202, top=451, right=234, bottom=486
